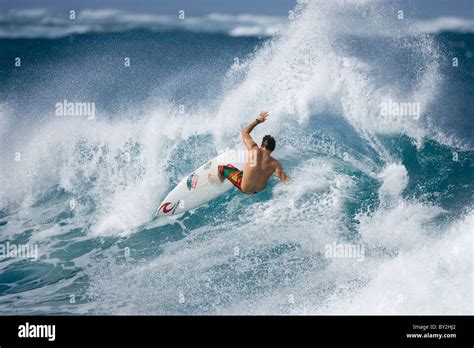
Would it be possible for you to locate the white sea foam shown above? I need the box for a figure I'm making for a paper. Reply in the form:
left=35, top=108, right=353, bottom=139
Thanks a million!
left=320, top=211, right=473, bottom=314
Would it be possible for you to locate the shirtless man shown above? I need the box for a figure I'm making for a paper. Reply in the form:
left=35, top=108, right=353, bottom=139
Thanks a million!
left=209, top=111, right=288, bottom=194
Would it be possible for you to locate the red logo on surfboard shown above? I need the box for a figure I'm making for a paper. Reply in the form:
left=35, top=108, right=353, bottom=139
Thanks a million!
left=157, top=202, right=178, bottom=215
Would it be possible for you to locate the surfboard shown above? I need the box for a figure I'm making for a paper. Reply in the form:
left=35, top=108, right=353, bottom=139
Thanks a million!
left=154, top=150, right=245, bottom=218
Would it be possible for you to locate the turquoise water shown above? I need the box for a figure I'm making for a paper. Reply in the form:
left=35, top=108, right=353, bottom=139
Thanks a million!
left=0, top=1, right=472, bottom=314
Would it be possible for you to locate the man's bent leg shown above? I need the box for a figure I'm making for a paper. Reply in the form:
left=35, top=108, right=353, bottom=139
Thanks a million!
left=218, top=164, right=244, bottom=192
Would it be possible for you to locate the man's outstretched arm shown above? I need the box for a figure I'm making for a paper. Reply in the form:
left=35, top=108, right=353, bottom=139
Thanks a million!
left=241, top=111, right=269, bottom=150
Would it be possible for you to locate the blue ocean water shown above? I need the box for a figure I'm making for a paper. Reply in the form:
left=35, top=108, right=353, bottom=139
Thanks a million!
left=0, top=1, right=473, bottom=314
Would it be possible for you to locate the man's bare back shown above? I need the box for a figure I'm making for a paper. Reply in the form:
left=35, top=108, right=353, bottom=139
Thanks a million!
left=241, top=147, right=278, bottom=193
left=210, top=111, right=288, bottom=194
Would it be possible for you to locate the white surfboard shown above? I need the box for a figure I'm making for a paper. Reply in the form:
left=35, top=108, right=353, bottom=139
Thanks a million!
left=154, top=150, right=245, bottom=218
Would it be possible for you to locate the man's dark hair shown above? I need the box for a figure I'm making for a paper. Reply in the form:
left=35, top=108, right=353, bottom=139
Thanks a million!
left=261, top=135, right=276, bottom=152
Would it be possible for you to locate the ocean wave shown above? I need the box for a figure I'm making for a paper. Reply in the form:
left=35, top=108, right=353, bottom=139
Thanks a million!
left=1, top=8, right=473, bottom=39
left=0, top=0, right=472, bottom=315
left=415, top=16, right=474, bottom=34
left=0, top=8, right=287, bottom=39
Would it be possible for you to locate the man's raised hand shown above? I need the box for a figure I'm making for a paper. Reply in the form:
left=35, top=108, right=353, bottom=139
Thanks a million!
left=257, top=111, right=269, bottom=123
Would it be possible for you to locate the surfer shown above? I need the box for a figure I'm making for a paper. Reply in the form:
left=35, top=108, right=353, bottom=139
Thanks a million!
left=209, top=111, right=288, bottom=194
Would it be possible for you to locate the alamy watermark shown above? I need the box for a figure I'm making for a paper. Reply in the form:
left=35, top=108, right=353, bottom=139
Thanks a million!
left=215, top=148, right=258, bottom=167
left=18, top=322, right=55, bottom=341
left=380, top=100, right=421, bottom=120
left=55, top=99, right=96, bottom=120
left=0, top=242, right=39, bottom=261
left=324, top=242, right=364, bottom=262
